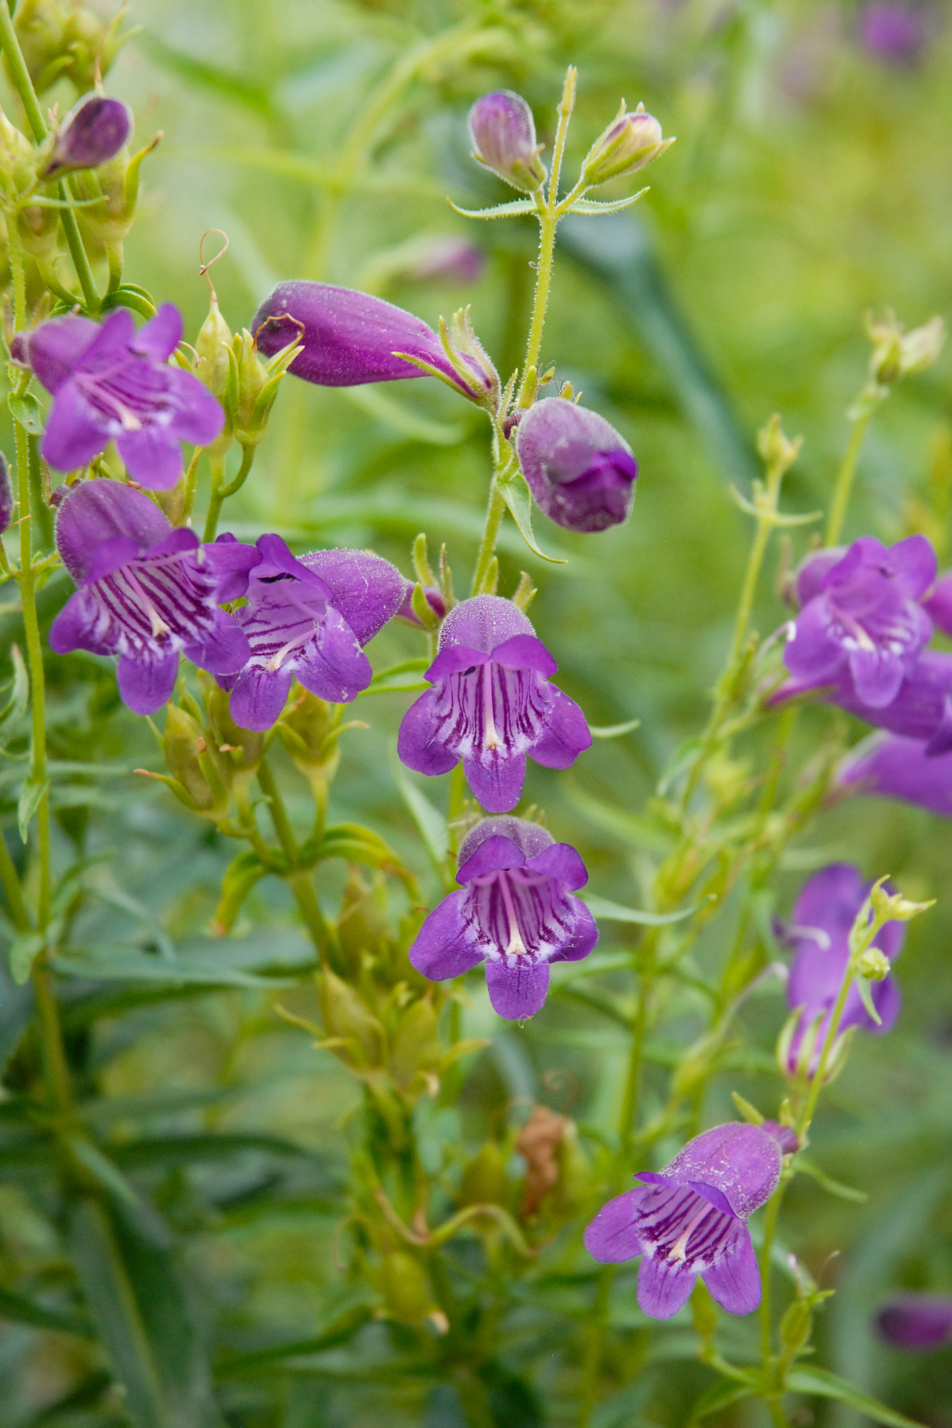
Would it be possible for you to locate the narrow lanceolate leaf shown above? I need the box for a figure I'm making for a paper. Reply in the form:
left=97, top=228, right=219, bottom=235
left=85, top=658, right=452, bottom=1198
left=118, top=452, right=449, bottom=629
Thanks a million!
left=499, top=475, right=567, bottom=564
left=0, top=1285, right=92, bottom=1337
left=564, top=188, right=649, bottom=215
left=447, top=197, right=539, bottom=220
left=0, top=645, right=29, bottom=750
left=392, top=755, right=449, bottom=873
left=8, top=930, right=44, bottom=985
left=794, top=1153, right=868, bottom=1202
left=18, top=777, right=49, bottom=844
left=588, top=718, right=640, bottom=739
left=581, top=892, right=709, bottom=925
left=360, top=658, right=431, bottom=697
left=689, top=1378, right=755, bottom=1421
left=68, top=1195, right=225, bottom=1428
left=786, top=1367, right=926, bottom=1427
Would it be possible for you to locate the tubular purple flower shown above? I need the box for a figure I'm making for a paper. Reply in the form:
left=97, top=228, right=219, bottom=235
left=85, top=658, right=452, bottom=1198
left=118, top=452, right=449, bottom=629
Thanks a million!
left=784, top=536, right=936, bottom=708
left=397, top=595, right=591, bottom=813
left=837, top=733, right=952, bottom=817
left=877, top=1295, right=952, bottom=1350
left=515, top=398, right=638, bottom=533
left=785, top=651, right=952, bottom=756
left=584, top=1122, right=796, bottom=1319
left=49, top=479, right=259, bottom=715
left=468, top=90, right=546, bottom=193
left=43, top=94, right=131, bottom=177
left=216, top=536, right=405, bottom=731
left=25, top=306, right=225, bottom=489
left=252, top=282, right=493, bottom=401
left=409, top=816, right=598, bottom=1019
left=779, top=864, right=904, bottom=1076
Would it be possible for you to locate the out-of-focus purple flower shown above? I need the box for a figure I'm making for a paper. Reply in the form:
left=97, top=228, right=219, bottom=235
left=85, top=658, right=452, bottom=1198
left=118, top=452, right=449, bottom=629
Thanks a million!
left=877, top=1295, right=952, bottom=1349
left=0, top=453, right=13, bottom=535
left=584, top=1122, right=796, bottom=1319
left=397, top=595, right=591, bottom=813
left=24, top=306, right=225, bottom=489
left=50, top=479, right=258, bottom=714
left=779, top=864, right=904, bottom=1076
left=406, top=236, right=485, bottom=286
left=217, top=536, right=404, bottom=731
left=785, top=536, right=936, bottom=708
left=409, top=816, right=597, bottom=1019
left=468, top=90, right=546, bottom=193
left=396, top=580, right=446, bottom=627
left=837, top=733, right=952, bottom=817
left=861, top=4, right=931, bottom=66
left=252, top=282, right=493, bottom=401
left=43, top=94, right=131, bottom=178
left=515, top=398, right=638, bottom=533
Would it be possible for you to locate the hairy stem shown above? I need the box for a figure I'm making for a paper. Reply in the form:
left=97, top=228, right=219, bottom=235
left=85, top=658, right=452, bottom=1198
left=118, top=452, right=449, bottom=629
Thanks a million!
left=256, top=756, right=330, bottom=954
left=825, top=405, right=874, bottom=547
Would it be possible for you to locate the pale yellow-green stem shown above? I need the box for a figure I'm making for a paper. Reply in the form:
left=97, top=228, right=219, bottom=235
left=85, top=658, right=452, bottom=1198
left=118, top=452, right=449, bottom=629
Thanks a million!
left=825, top=403, right=876, bottom=547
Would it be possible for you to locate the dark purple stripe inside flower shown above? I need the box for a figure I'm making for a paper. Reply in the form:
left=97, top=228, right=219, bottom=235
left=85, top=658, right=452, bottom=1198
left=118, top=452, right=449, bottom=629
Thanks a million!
left=584, top=1122, right=792, bottom=1319
left=408, top=815, right=598, bottom=1019
left=397, top=595, right=591, bottom=813
left=50, top=479, right=258, bottom=714
left=27, top=306, right=225, bottom=489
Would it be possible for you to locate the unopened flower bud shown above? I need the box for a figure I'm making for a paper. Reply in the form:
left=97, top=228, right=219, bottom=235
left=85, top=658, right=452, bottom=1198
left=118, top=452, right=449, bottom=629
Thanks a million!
left=0, top=452, right=13, bottom=535
left=869, top=881, right=934, bottom=922
left=375, top=1252, right=439, bottom=1325
left=756, top=413, right=803, bottom=474
left=515, top=398, right=637, bottom=532
left=74, top=134, right=159, bottom=249
left=857, top=946, right=891, bottom=981
left=276, top=690, right=339, bottom=783
left=194, top=299, right=236, bottom=456
left=867, top=311, right=946, bottom=386
left=43, top=95, right=131, bottom=178
left=581, top=102, right=668, bottom=186
left=14, top=0, right=127, bottom=94
left=459, top=1142, right=511, bottom=1209
left=320, top=966, right=383, bottom=1072
left=162, top=704, right=228, bottom=821
left=468, top=90, right=547, bottom=193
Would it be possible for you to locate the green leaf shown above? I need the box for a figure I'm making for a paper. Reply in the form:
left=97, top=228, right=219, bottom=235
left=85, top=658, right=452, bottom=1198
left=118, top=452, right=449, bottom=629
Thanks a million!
left=52, top=948, right=293, bottom=989
left=8, top=930, right=44, bottom=985
left=565, top=188, right=649, bottom=215
left=7, top=391, right=45, bottom=436
left=589, top=718, right=640, bottom=739
left=213, top=849, right=270, bottom=935
left=359, top=657, right=431, bottom=697
left=0, top=644, right=29, bottom=751
left=786, top=1366, right=927, bottom=1426
left=855, top=971, right=883, bottom=1025
left=794, top=1153, right=868, bottom=1203
left=448, top=196, right=539, bottom=220
left=498, top=475, right=567, bottom=564
left=317, top=823, right=405, bottom=874
left=18, top=777, right=48, bottom=843
left=109, top=1132, right=311, bottom=1172
left=217, top=1302, right=374, bottom=1376
left=68, top=1194, right=225, bottom=1428
left=689, top=1378, right=755, bottom=1421
left=581, top=892, right=709, bottom=925
left=141, top=34, right=275, bottom=117
left=0, top=1284, right=92, bottom=1337
left=62, top=1134, right=146, bottom=1211
left=392, top=756, right=448, bottom=872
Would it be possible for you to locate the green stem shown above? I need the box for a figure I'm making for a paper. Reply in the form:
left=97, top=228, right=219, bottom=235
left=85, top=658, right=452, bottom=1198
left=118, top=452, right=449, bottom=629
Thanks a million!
left=203, top=452, right=227, bottom=543
left=32, top=959, right=73, bottom=1113
left=256, top=757, right=329, bottom=954
left=825, top=404, right=874, bottom=547
left=578, top=1264, right=615, bottom=1428
left=759, top=1175, right=785, bottom=1363
left=469, top=479, right=507, bottom=597
left=0, top=6, right=99, bottom=313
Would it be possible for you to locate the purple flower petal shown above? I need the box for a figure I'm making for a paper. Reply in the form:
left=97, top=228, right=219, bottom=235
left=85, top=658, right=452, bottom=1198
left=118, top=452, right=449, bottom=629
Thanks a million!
left=54, top=479, right=170, bottom=582
left=456, top=833, right=527, bottom=883
left=549, top=898, right=598, bottom=962
left=295, top=606, right=372, bottom=702
left=838, top=733, right=952, bottom=817
left=463, top=749, right=528, bottom=814
left=457, top=815, right=553, bottom=868
left=484, top=956, right=550, bottom=1019
left=530, top=688, right=593, bottom=769
left=516, top=398, right=637, bottom=533
left=439, top=595, right=535, bottom=654
left=408, top=891, right=485, bottom=981
left=116, top=649, right=179, bottom=715
left=397, top=690, right=459, bottom=777
left=526, top=841, right=588, bottom=891
left=205, top=536, right=262, bottom=602
left=184, top=612, right=250, bottom=677
left=491, top=633, right=558, bottom=677
left=702, top=1226, right=761, bottom=1315
left=877, top=1295, right=952, bottom=1350
left=300, top=548, right=406, bottom=645
left=228, top=664, right=295, bottom=731
left=890, top=533, right=937, bottom=598
left=43, top=380, right=114, bottom=473
left=923, top=573, right=952, bottom=638
left=49, top=589, right=99, bottom=655
left=27, top=315, right=98, bottom=393
left=131, top=304, right=182, bottom=362
left=636, top=1255, right=696, bottom=1319
left=849, top=645, right=907, bottom=708
left=583, top=1189, right=646, bottom=1264
left=116, top=425, right=184, bottom=491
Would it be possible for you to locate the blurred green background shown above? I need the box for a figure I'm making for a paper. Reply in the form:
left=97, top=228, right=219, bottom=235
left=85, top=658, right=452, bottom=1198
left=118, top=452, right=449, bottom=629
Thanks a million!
left=5, top=0, right=952, bottom=1423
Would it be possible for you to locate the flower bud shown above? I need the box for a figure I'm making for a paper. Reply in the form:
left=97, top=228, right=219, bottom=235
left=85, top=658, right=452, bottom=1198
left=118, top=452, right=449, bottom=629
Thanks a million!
left=389, top=995, right=441, bottom=1095
left=468, top=90, right=547, bottom=193
left=14, top=0, right=127, bottom=94
left=515, top=397, right=637, bottom=532
left=42, top=95, right=131, bottom=178
left=0, top=452, right=13, bottom=535
left=459, top=1142, right=511, bottom=1209
left=581, top=102, right=668, bottom=186
left=74, top=134, right=159, bottom=250
left=375, top=1252, right=439, bottom=1325
left=857, top=946, right=891, bottom=981
left=869, top=881, right=934, bottom=922
left=193, top=299, right=236, bottom=457
left=867, top=311, right=946, bottom=386
left=276, top=690, right=340, bottom=789
left=162, top=704, right=229, bottom=823
left=320, top=966, right=383, bottom=1072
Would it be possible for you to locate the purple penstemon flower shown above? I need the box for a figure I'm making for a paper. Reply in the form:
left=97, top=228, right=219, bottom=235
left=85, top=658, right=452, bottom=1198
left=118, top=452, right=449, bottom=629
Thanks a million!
left=777, top=650, right=952, bottom=756
left=42, top=94, right=132, bottom=177
left=584, top=1122, right=797, bottom=1319
left=837, top=732, right=952, bottom=817
left=784, top=536, right=936, bottom=708
left=409, top=816, right=598, bottom=1019
left=252, top=282, right=493, bottom=401
left=877, top=1295, right=952, bottom=1350
left=21, top=305, right=225, bottom=489
left=779, top=863, right=904, bottom=1076
left=216, top=536, right=404, bottom=731
left=397, top=595, right=591, bottom=813
left=49, top=479, right=259, bottom=715
left=515, top=398, right=638, bottom=533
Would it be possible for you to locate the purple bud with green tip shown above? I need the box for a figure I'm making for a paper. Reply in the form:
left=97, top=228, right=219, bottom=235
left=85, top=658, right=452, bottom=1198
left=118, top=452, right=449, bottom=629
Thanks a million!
left=516, top=398, right=638, bottom=533
left=468, top=90, right=547, bottom=193
left=43, top=94, right=131, bottom=177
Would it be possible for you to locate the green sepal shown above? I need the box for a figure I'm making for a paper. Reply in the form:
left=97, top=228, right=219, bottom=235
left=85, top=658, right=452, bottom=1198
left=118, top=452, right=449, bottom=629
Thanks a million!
left=498, top=474, right=567, bottom=564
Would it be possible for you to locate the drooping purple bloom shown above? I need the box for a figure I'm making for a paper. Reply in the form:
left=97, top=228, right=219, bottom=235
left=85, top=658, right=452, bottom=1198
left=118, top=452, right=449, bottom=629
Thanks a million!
left=409, top=816, right=597, bottom=1019
left=468, top=90, right=546, bottom=192
left=877, top=1295, right=952, bottom=1350
left=515, top=398, right=638, bottom=533
left=784, top=536, right=936, bottom=708
left=216, top=536, right=404, bottom=731
left=584, top=1122, right=796, bottom=1319
left=779, top=864, right=904, bottom=1076
left=252, top=282, right=492, bottom=400
left=861, top=4, right=932, bottom=66
left=43, top=94, right=131, bottom=177
left=397, top=595, right=591, bottom=813
left=50, top=479, right=258, bottom=715
left=23, top=306, right=225, bottom=489
left=837, top=733, right=952, bottom=817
